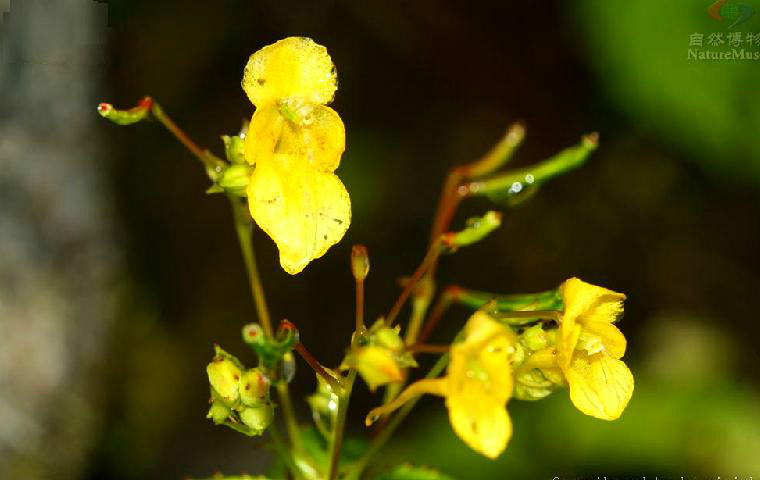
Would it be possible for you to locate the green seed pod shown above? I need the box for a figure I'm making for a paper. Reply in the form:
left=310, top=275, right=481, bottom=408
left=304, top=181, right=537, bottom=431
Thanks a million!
left=240, top=368, right=270, bottom=406
left=240, top=403, right=274, bottom=435
left=207, top=355, right=242, bottom=405
left=207, top=400, right=232, bottom=425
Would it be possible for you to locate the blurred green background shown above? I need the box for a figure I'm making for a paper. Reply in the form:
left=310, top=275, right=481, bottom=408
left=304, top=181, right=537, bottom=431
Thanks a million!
left=2, top=0, right=760, bottom=479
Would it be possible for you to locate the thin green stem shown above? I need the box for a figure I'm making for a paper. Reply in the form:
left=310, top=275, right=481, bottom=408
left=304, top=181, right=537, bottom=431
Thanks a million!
left=230, top=196, right=274, bottom=337
left=101, top=96, right=305, bottom=464
left=346, top=354, right=450, bottom=480
left=229, top=196, right=301, bottom=452
left=328, top=369, right=356, bottom=480
left=276, top=383, right=302, bottom=454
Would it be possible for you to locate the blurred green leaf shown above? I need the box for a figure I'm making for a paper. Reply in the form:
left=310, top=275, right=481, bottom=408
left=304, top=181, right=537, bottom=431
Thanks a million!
left=574, top=0, right=760, bottom=183
left=375, top=464, right=457, bottom=480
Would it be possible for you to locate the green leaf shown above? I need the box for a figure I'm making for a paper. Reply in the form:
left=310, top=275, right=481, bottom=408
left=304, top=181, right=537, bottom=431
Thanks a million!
left=375, top=464, right=457, bottom=480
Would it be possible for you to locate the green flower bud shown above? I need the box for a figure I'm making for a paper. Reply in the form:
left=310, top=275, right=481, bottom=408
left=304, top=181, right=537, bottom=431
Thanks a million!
left=374, top=326, right=403, bottom=351
left=218, top=164, right=254, bottom=196
left=222, top=133, right=247, bottom=165
left=207, top=400, right=232, bottom=425
left=508, top=341, right=526, bottom=366
left=242, top=323, right=265, bottom=346
left=207, top=355, right=242, bottom=405
left=240, top=368, right=270, bottom=406
left=520, top=324, right=557, bottom=352
left=240, top=403, right=274, bottom=435
left=514, top=367, right=560, bottom=401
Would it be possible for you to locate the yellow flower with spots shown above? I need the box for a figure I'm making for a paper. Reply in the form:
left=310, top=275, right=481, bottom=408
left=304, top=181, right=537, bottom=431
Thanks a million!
left=241, top=37, right=350, bottom=274
left=557, top=277, right=633, bottom=420
left=366, top=311, right=516, bottom=459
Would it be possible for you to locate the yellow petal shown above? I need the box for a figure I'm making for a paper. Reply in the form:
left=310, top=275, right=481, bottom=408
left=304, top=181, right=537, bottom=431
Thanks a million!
left=583, top=320, right=627, bottom=359
left=245, top=104, right=345, bottom=172
left=560, top=277, right=625, bottom=327
left=242, top=37, right=337, bottom=107
left=459, top=311, right=518, bottom=351
left=279, top=105, right=345, bottom=172
left=557, top=320, right=581, bottom=371
left=447, top=397, right=512, bottom=459
left=445, top=311, right=514, bottom=458
left=519, top=346, right=560, bottom=372
left=244, top=105, right=285, bottom=166
left=351, top=346, right=405, bottom=392
left=565, top=351, right=634, bottom=420
left=246, top=155, right=350, bottom=275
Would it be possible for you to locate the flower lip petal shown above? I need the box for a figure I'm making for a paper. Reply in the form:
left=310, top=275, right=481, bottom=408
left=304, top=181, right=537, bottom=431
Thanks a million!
left=242, top=37, right=338, bottom=108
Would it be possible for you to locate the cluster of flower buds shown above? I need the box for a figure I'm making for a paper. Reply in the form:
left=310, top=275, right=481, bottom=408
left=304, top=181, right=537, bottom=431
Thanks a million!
left=206, top=345, right=274, bottom=436
left=242, top=320, right=299, bottom=382
left=513, top=324, right=564, bottom=400
left=341, top=319, right=417, bottom=391
left=211, top=126, right=254, bottom=197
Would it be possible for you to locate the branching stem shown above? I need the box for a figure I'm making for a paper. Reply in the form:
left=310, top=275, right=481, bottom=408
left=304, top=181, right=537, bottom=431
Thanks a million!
left=386, top=239, right=443, bottom=326
left=294, top=342, right=344, bottom=392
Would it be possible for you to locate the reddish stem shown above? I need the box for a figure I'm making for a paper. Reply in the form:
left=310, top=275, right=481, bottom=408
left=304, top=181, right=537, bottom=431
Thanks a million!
left=416, top=285, right=462, bottom=345
left=294, top=342, right=343, bottom=392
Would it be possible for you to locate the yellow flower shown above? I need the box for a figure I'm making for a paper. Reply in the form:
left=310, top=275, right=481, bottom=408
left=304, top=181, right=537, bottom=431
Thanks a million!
left=241, top=37, right=350, bottom=274
left=347, top=346, right=406, bottom=392
left=366, top=312, right=516, bottom=459
left=557, top=277, right=633, bottom=420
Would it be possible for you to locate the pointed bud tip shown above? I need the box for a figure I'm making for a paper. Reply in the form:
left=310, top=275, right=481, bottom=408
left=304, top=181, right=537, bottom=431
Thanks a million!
left=506, top=122, right=526, bottom=142
left=351, top=244, right=370, bottom=281
left=137, top=96, right=154, bottom=109
left=583, top=132, right=599, bottom=148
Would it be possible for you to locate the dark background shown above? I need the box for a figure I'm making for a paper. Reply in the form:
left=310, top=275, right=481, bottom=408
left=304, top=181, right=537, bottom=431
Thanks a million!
left=4, top=1, right=760, bottom=479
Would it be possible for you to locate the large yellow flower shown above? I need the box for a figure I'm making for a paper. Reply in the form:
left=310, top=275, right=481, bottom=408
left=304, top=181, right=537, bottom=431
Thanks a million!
left=557, top=277, right=633, bottom=420
left=366, top=311, right=515, bottom=459
left=242, top=37, right=350, bottom=274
